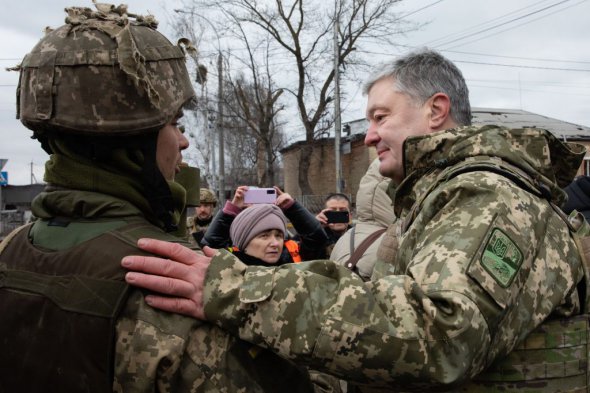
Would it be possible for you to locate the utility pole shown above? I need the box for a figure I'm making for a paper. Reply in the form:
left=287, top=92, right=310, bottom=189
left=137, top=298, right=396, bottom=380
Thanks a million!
left=201, top=84, right=216, bottom=191
left=217, top=53, right=225, bottom=205
left=333, top=4, right=343, bottom=193
left=0, top=159, right=7, bottom=231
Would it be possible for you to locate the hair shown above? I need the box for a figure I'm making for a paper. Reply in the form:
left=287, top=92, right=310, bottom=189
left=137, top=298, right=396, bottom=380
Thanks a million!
left=325, top=193, right=351, bottom=206
left=362, top=48, right=471, bottom=126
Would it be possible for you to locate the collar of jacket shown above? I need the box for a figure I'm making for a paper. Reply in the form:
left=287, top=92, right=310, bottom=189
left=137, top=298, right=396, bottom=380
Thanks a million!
left=32, top=187, right=146, bottom=220
left=393, top=125, right=585, bottom=216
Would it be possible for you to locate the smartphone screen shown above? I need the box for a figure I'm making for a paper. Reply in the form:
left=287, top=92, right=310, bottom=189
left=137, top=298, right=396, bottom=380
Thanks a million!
left=243, top=188, right=277, bottom=204
left=324, top=210, right=349, bottom=223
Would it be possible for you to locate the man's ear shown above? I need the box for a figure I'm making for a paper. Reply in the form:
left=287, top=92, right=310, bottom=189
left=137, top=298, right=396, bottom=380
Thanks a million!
left=428, top=93, right=451, bottom=130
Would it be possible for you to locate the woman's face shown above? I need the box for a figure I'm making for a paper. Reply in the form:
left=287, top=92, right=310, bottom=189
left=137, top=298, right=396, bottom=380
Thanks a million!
left=244, top=229, right=284, bottom=264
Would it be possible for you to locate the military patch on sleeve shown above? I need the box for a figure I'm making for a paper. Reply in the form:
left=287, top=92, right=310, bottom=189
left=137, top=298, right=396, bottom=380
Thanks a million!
left=480, top=228, right=523, bottom=288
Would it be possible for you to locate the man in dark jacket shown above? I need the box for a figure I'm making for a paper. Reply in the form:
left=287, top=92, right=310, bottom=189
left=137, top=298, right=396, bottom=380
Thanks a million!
left=314, top=193, right=353, bottom=259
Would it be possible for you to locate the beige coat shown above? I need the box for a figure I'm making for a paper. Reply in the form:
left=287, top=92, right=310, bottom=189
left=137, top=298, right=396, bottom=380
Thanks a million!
left=330, top=158, right=395, bottom=280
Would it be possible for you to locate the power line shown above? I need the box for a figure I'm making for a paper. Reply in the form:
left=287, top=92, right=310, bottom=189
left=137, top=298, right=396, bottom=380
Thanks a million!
left=454, top=59, right=590, bottom=72
left=442, top=0, right=588, bottom=50
left=440, top=48, right=590, bottom=65
left=351, top=46, right=590, bottom=72
left=469, top=83, right=590, bottom=97
left=433, top=0, right=576, bottom=49
left=422, top=0, right=565, bottom=47
left=398, top=0, right=446, bottom=19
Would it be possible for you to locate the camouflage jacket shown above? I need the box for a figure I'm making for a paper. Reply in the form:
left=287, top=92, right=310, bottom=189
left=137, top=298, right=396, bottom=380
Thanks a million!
left=1, top=188, right=314, bottom=393
left=203, top=125, right=587, bottom=390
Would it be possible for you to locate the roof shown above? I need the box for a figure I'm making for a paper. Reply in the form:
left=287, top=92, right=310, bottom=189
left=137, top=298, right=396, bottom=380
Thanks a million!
left=471, top=108, right=590, bottom=140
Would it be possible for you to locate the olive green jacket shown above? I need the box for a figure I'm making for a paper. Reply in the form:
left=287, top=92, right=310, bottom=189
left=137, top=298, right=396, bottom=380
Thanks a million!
left=0, top=189, right=314, bottom=393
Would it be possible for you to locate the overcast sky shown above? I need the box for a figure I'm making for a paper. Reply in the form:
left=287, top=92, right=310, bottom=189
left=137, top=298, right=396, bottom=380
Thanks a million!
left=1, top=0, right=589, bottom=185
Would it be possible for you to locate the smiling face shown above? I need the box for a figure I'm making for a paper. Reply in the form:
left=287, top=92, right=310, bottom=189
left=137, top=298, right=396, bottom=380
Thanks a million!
left=156, top=113, right=189, bottom=181
left=364, top=77, right=432, bottom=184
left=244, top=229, right=285, bottom=264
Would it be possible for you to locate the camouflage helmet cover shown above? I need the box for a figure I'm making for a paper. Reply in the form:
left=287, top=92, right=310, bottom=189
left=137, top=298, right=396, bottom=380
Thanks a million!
left=199, top=188, right=217, bottom=206
left=17, top=3, right=196, bottom=135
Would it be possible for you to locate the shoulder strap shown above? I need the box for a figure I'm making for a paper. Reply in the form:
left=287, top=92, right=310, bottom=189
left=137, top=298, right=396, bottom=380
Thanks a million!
left=344, top=228, right=387, bottom=272
left=348, top=226, right=356, bottom=256
left=0, top=223, right=32, bottom=255
left=401, top=156, right=545, bottom=232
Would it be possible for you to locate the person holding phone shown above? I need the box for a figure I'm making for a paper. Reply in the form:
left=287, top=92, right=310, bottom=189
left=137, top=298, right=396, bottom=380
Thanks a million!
left=203, top=185, right=328, bottom=264
left=314, top=193, right=353, bottom=259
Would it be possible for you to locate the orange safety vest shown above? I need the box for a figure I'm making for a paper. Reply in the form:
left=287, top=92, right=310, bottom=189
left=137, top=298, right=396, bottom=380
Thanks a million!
left=284, top=240, right=301, bottom=263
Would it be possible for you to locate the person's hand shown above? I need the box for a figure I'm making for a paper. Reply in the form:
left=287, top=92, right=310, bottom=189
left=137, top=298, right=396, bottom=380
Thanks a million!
left=274, top=186, right=294, bottom=210
left=121, top=238, right=218, bottom=319
left=316, top=208, right=329, bottom=227
left=231, top=185, right=250, bottom=209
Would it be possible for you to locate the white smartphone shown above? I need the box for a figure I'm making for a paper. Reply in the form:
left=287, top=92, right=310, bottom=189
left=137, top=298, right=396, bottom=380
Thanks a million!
left=243, top=188, right=277, bottom=204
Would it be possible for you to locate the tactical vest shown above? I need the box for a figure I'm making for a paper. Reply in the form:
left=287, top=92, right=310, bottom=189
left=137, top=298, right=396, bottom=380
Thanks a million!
left=0, top=218, right=177, bottom=393
left=373, top=156, right=590, bottom=392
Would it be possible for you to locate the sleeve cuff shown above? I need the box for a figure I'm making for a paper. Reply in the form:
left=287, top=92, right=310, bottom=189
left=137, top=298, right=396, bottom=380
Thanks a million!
left=222, top=201, right=242, bottom=216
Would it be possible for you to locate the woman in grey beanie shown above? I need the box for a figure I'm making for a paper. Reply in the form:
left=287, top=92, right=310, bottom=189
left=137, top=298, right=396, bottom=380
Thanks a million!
left=229, top=204, right=287, bottom=265
left=203, top=185, right=328, bottom=266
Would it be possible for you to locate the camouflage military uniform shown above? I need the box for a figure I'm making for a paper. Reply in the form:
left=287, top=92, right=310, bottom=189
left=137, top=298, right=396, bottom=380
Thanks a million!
left=202, top=125, right=588, bottom=391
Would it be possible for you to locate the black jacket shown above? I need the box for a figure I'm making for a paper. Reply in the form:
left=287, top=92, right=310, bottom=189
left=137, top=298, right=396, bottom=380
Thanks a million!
left=563, top=176, right=590, bottom=222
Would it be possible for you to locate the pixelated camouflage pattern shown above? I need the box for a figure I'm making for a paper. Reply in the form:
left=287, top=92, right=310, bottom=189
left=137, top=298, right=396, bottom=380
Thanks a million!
left=115, top=289, right=316, bottom=392
left=203, top=125, right=587, bottom=391
left=17, top=3, right=195, bottom=135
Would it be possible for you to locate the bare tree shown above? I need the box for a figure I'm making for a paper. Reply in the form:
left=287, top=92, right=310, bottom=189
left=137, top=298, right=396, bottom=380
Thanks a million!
left=222, top=20, right=286, bottom=186
left=173, top=6, right=288, bottom=190
left=175, top=0, right=413, bottom=194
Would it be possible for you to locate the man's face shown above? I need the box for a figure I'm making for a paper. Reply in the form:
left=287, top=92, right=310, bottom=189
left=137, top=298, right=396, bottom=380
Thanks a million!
left=196, top=203, right=214, bottom=221
left=325, top=198, right=350, bottom=233
left=156, top=114, right=189, bottom=181
left=364, top=77, right=431, bottom=183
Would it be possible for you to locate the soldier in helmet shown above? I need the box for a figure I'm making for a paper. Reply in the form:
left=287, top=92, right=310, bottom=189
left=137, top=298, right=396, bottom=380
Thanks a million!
left=0, top=4, right=316, bottom=392
left=189, top=188, right=217, bottom=246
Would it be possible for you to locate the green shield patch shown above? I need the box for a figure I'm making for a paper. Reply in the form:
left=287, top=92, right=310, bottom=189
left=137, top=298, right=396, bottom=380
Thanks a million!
left=481, top=228, right=523, bottom=288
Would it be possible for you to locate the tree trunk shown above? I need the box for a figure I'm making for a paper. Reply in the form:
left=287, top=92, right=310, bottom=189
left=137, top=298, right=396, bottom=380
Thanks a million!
left=265, top=139, right=274, bottom=187
left=256, top=141, right=266, bottom=186
left=297, top=144, right=313, bottom=196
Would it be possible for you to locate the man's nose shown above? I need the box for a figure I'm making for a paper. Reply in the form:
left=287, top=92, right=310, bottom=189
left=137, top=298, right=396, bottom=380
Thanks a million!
left=365, top=123, right=379, bottom=147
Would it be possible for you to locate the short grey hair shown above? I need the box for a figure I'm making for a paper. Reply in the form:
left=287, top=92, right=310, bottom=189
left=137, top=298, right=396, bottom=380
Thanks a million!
left=363, top=48, right=472, bottom=126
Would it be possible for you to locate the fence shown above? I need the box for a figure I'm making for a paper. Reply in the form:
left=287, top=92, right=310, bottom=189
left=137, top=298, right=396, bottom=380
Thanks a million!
left=0, top=210, right=26, bottom=241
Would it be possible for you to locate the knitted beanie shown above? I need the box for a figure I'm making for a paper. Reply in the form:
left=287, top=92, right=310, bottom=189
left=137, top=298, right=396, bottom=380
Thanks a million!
left=230, top=204, right=287, bottom=250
